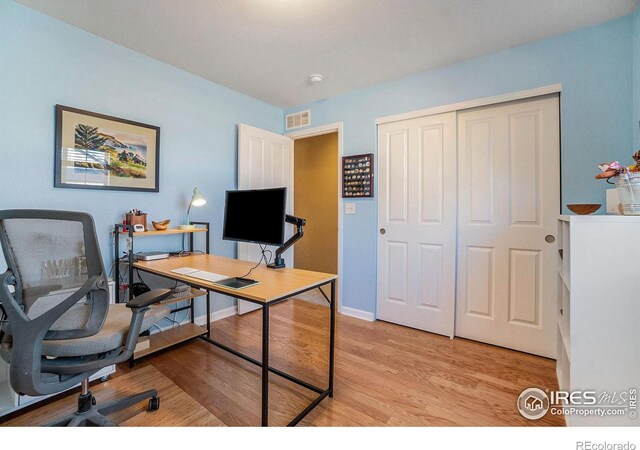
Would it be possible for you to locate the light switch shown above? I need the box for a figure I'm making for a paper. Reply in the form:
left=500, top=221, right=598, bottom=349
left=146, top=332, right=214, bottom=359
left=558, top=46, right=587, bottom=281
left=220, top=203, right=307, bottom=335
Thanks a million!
left=345, top=203, right=356, bottom=215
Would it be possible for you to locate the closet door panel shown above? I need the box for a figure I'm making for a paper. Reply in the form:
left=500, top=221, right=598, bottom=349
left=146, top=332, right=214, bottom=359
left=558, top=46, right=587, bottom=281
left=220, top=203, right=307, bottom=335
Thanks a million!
left=377, top=113, right=456, bottom=336
left=455, top=95, right=559, bottom=358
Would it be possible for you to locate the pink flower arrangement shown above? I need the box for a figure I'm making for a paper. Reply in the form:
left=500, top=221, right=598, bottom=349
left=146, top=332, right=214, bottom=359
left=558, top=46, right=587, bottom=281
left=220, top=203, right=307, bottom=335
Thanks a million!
left=595, top=151, right=640, bottom=179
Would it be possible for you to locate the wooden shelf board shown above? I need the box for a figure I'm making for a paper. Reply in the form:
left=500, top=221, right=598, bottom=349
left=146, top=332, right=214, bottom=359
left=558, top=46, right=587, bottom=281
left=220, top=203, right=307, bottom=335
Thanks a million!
left=158, top=288, right=207, bottom=307
left=132, top=228, right=207, bottom=236
left=134, top=323, right=206, bottom=359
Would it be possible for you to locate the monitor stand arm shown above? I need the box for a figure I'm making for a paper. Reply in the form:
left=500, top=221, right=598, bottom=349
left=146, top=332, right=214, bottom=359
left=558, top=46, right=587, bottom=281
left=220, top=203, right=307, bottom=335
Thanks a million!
left=267, top=214, right=306, bottom=269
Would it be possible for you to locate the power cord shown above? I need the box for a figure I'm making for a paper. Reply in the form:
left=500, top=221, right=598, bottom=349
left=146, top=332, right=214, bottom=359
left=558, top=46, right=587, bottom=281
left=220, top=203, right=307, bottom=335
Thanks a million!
left=150, top=301, right=190, bottom=333
left=108, top=254, right=129, bottom=284
left=135, top=267, right=148, bottom=286
left=263, top=248, right=273, bottom=266
left=238, top=245, right=269, bottom=278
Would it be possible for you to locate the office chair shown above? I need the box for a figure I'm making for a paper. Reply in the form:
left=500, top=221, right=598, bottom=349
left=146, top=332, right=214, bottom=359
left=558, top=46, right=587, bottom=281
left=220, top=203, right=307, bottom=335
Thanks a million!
left=0, top=210, right=172, bottom=426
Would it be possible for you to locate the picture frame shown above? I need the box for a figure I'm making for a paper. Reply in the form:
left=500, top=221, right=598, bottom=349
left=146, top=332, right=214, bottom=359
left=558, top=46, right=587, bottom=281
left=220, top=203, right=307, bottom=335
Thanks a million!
left=54, top=105, right=160, bottom=192
left=342, top=153, right=374, bottom=198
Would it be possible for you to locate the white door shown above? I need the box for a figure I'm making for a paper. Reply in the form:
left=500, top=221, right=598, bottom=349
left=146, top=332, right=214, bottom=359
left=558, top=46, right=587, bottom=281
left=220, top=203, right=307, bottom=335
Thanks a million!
left=377, top=112, right=457, bottom=336
left=237, top=124, right=293, bottom=314
left=455, top=95, right=560, bottom=357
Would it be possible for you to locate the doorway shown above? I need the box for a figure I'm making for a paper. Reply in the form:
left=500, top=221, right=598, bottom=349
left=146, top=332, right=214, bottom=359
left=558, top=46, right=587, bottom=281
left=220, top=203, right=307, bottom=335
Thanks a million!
left=286, top=122, right=343, bottom=313
left=293, top=133, right=339, bottom=273
left=236, top=123, right=343, bottom=315
left=291, top=132, right=339, bottom=305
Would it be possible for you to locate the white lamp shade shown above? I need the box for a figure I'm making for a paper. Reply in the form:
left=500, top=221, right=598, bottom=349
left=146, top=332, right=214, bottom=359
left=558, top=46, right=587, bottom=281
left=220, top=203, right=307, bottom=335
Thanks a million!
left=191, top=188, right=206, bottom=207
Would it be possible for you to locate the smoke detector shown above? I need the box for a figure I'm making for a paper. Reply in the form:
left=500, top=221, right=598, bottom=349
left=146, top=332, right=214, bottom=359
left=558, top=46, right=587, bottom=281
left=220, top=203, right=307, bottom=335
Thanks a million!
left=308, top=73, right=323, bottom=84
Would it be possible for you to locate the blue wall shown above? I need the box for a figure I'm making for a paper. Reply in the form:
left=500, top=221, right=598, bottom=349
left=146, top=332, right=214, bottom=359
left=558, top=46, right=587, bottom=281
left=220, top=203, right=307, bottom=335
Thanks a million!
left=285, top=16, right=634, bottom=315
left=2, top=0, right=637, bottom=319
left=0, top=1, right=283, bottom=312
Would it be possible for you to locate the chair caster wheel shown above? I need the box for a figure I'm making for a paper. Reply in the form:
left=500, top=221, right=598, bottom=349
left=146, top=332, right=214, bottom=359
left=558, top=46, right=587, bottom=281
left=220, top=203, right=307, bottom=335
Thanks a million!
left=100, top=376, right=109, bottom=382
left=148, top=396, right=160, bottom=411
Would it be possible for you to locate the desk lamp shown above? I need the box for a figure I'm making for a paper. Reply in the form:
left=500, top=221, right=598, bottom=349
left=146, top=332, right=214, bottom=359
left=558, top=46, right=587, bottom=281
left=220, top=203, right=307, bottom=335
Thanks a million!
left=179, top=187, right=206, bottom=230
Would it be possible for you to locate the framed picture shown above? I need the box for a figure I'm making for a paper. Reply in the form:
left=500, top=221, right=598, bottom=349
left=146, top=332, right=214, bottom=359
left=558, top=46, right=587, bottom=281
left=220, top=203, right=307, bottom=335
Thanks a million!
left=342, top=153, right=373, bottom=198
left=54, top=105, right=160, bottom=192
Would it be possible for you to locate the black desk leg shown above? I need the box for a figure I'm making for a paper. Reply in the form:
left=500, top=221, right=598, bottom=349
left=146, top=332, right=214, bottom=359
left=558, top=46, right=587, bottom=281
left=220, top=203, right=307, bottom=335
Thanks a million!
left=329, top=280, right=336, bottom=397
left=262, top=303, right=270, bottom=426
left=114, top=226, right=119, bottom=304
left=206, top=292, right=211, bottom=338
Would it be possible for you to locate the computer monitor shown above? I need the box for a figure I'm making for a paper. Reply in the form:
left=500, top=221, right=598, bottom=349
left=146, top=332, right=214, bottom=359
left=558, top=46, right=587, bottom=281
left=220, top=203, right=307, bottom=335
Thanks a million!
left=222, top=187, right=287, bottom=247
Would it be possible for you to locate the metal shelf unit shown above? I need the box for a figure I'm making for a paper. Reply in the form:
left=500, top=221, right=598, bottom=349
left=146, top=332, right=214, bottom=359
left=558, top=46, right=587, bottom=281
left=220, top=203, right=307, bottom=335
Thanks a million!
left=113, top=221, right=210, bottom=366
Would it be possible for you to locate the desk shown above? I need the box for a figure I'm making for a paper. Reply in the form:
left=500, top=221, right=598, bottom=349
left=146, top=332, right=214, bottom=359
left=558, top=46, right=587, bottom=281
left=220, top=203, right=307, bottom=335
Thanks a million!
left=133, top=254, right=337, bottom=426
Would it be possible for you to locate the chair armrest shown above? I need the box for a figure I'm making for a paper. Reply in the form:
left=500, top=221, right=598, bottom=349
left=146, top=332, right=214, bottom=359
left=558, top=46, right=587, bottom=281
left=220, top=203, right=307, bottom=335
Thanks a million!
left=126, top=289, right=172, bottom=309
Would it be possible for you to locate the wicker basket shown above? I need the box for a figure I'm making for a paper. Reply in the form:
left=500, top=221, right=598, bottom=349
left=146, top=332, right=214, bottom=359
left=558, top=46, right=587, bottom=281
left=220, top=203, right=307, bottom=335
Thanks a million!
left=615, top=172, right=640, bottom=215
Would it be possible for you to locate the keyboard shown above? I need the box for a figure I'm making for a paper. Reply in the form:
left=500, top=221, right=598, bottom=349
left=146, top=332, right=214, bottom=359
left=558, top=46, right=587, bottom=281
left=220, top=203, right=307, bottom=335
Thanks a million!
left=172, top=270, right=229, bottom=283
left=189, top=271, right=227, bottom=283
left=162, top=289, right=195, bottom=303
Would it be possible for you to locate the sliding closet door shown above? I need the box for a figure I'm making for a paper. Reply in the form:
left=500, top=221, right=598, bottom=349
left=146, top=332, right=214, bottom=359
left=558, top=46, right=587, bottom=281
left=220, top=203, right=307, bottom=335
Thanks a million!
left=455, top=95, right=559, bottom=358
left=377, top=112, right=456, bottom=336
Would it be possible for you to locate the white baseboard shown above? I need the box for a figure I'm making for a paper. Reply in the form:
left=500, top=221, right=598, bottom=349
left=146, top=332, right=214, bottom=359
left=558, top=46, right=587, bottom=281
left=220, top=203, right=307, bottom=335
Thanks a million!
left=194, top=305, right=238, bottom=326
left=340, top=306, right=375, bottom=322
left=157, top=303, right=374, bottom=328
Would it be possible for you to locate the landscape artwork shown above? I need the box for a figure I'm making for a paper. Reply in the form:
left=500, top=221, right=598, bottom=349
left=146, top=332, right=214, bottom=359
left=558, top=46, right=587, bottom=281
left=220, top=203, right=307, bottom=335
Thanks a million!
left=55, top=105, right=160, bottom=192
left=74, top=124, right=148, bottom=178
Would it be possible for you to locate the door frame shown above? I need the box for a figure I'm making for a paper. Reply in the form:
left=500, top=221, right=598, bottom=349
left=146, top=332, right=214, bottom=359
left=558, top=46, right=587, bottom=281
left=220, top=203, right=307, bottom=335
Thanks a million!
left=286, top=122, right=344, bottom=314
left=376, top=83, right=562, bottom=125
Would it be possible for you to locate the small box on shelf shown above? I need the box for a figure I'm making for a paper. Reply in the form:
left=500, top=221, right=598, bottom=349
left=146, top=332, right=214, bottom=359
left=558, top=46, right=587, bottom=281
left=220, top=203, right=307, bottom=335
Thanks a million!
left=125, top=212, right=148, bottom=232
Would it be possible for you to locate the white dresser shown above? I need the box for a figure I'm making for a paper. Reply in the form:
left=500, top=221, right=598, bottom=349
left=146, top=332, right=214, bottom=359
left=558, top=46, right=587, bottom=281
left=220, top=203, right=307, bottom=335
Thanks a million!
left=0, top=280, right=116, bottom=418
left=557, top=215, right=640, bottom=426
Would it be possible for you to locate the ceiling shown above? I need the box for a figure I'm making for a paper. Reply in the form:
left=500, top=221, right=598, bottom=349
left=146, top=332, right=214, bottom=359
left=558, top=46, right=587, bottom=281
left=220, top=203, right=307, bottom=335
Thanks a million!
left=16, top=0, right=640, bottom=108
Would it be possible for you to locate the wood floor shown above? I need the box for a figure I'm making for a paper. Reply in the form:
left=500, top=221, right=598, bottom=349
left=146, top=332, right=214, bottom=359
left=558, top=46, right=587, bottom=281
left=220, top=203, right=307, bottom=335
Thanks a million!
left=1, top=299, right=564, bottom=426
left=3, top=365, right=223, bottom=426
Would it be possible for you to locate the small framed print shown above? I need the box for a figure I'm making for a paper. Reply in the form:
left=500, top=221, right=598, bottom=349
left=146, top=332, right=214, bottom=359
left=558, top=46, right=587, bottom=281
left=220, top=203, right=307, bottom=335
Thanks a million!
left=342, top=153, right=373, bottom=198
left=54, top=105, right=160, bottom=192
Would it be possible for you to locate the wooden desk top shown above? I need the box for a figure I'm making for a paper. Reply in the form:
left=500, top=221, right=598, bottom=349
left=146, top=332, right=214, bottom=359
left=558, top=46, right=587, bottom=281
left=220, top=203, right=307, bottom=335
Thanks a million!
left=133, top=254, right=337, bottom=304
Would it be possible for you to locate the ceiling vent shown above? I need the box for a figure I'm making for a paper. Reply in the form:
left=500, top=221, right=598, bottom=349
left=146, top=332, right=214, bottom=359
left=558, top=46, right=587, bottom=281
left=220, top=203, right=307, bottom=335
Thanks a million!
left=286, top=110, right=311, bottom=130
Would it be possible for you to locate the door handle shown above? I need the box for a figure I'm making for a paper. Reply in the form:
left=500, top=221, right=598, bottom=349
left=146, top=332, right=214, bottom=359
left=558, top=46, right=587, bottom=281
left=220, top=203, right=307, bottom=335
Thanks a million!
left=545, top=235, right=555, bottom=243
left=380, top=228, right=386, bottom=235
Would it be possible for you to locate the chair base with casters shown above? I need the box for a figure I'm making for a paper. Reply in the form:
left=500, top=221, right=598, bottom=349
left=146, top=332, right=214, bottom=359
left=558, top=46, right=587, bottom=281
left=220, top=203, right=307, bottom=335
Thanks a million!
left=25, top=298, right=172, bottom=427
left=45, top=379, right=160, bottom=427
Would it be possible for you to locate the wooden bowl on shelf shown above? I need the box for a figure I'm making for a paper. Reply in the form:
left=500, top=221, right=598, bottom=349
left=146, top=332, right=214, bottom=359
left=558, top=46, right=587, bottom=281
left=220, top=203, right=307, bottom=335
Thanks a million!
left=566, top=204, right=601, bottom=215
left=151, top=219, right=171, bottom=231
